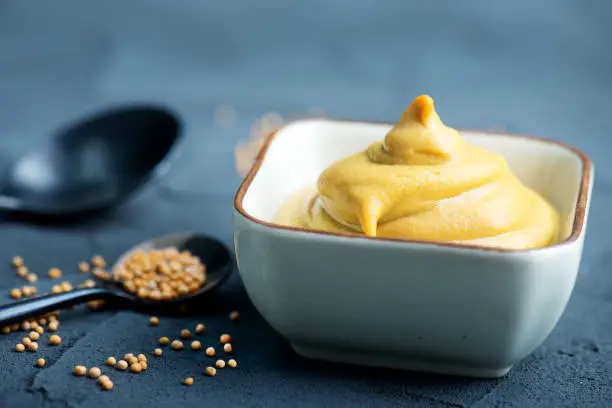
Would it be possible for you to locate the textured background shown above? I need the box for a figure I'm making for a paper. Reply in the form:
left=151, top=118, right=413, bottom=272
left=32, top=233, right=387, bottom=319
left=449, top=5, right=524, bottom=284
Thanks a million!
left=0, top=1, right=611, bottom=407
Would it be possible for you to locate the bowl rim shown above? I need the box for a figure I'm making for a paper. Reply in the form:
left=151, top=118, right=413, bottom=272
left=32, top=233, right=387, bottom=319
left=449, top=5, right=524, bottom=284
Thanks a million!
left=233, top=117, right=593, bottom=253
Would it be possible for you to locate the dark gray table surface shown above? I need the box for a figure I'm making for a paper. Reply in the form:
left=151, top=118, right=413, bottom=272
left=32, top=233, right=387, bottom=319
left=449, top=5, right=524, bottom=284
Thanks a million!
left=0, top=1, right=611, bottom=407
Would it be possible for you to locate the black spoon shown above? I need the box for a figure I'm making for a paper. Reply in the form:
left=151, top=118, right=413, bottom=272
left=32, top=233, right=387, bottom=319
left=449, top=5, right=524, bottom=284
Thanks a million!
left=0, top=105, right=182, bottom=215
left=0, top=233, right=233, bottom=325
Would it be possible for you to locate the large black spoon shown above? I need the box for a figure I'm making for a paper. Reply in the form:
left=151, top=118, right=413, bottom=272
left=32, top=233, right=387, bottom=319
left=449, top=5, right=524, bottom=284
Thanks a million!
left=0, top=233, right=233, bottom=325
left=0, top=105, right=182, bottom=215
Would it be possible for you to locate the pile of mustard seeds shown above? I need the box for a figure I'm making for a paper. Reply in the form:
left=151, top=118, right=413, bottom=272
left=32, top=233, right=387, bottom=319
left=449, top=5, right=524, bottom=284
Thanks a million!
left=112, top=247, right=206, bottom=301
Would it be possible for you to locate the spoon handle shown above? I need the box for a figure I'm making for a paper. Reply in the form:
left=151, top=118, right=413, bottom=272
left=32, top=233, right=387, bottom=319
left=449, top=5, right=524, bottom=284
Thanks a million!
left=0, top=287, right=122, bottom=325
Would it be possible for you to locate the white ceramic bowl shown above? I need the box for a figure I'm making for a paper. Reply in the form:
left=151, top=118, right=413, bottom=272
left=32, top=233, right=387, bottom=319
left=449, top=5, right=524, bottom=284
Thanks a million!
left=233, top=118, right=594, bottom=378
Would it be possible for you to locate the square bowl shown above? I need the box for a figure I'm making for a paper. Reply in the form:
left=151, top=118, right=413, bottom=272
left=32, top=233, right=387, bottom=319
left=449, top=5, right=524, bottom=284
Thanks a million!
left=233, top=118, right=594, bottom=378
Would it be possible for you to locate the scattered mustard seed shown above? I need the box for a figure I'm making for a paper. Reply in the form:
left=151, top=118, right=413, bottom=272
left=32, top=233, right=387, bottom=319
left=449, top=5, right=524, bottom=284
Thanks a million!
left=89, top=367, right=102, bottom=378
left=220, top=334, right=231, bottom=344
left=171, top=340, right=184, bottom=350
left=101, top=380, right=113, bottom=391
left=107, top=357, right=117, bottom=367
left=21, top=321, right=31, bottom=331
left=137, top=353, right=147, bottom=362
left=48, top=268, right=62, bottom=280
left=36, top=358, right=45, bottom=368
left=191, top=340, right=201, bottom=351
left=130, top=363, right=142, bottom=373
left=35, top=326, right=44, bottom=335
left=195, top=323, right=205, bottom=334
left=229, top=311, right=240, bottom=321
left=29, top=331, right=40, bottom=341
left=2, top=326, right=12, bottom=334
left=59, top=281, right=73, bottom=292
left=127, top=356, right=138, bottom=365
left=92, top=255, right=105, bottom=268
left=48, top=321, right=59, bottom=332
left=140, top=361, right=148, bottom=370
left=26, top=273, right=38, bottom=283
left=154, top=348, right=163, bottom=357
left=224, top=343, right=232, bottom=353
left=29, top=321, right=39, bottom=330
left=51, top=285, right=62, bottom=294
left=28, top=342, right=38, bottom=352
left=21, top=286, right=33, bottom=297
left=181, top=329, right=191, bottom=339
left=159, top=337, right=170, bottom=346
left=124, top=353, right=135, bottom=360
left=184, top=377, right=194, bottom=386
left=78, top=262, right=90, bottom=273
left=10, top=288, right=22, bottom=299
left=74, top=365, right=87, bottom=376
left=49, top=334, right=61, bottom=345
left=205, top=366, right=216, bottom=377
left=98, top=375, right=110, bottom=383
left=15, top=344, right=25, bottom=352
left=16, top=266, right=29, bottom=278
left=12, top=255, right=24, bottom=267
left=22, top=337, right=32, bottom=346
left=228, top=359, right=237, bottom=368
left=205, top=347, right=215, bottom=357
left=149, top=316, right=159, bottom=326
left=215, top=359, right=225, bottom=369
left=116, top=360, right=128, bottom=370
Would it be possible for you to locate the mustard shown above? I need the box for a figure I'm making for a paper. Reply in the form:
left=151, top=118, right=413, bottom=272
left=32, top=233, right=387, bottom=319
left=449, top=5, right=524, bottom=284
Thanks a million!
left=274, top=95, right=559, bottom=249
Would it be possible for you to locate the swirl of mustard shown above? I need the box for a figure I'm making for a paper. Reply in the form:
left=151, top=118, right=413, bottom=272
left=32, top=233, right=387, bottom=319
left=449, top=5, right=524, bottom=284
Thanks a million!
left=274, top=95, right=559, bottom=249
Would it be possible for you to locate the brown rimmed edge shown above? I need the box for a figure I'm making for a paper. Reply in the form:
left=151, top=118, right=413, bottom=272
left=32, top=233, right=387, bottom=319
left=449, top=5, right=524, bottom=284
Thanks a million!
left=233, top=117, right=593, bottom=253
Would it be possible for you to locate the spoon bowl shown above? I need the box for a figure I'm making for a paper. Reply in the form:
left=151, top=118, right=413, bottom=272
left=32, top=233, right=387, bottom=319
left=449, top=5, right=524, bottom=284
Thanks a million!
left=0, top=105, right=182, bottom=215
left=0, top=233, right=233, bottom=325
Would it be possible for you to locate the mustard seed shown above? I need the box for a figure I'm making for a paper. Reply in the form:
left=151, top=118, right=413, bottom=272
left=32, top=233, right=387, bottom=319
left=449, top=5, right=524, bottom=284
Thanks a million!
left=101, top=380, right=113, bottom=390
left=228, top=359, right=237, bottom=368
left=215, top=359, right=225, bottom=369
left=153, top=348, right=162, bottom=357
left=15, top=344, right=25, bottom=352
left=12, top=256, right=24, bottom=267
left=184, top=377, right=194, bottom=386
left=48, top=268, right=62, bottom=280
left=106, top=357, right=117, bottom=367
left=28, top=342, right=38, bottom=352
left=137, top=353, right=147, bottom=362
left=124, top=353, right=135, bottom=360
left=149, top=316, right=159, bottom=326
left=229, top=311, right=240, bottom=321
left=10, top=288, right=22, bottom=299
left=29, top=331, right=40, bottom=341
left=205, top=366, right=216, bottom=377
left=224, top=343, right=232, bottom=353
left=127, top=356, right=138, bottom=365
left=37, top=317, right=47, bottom=326
left=195, top=323, right=205, bottom=334
left=78, top=262, right=90, bottom=273
left=48, top=321, right=59, bottom=332
left=10, top=323, right=19, bottom=331
left=51, top=285, right=62, bottom=294
left=2, top=326, right=11, bottom=334
left=130, top=362, right=142, bottom=373
left=92, top=255, right=105, bottom=268
left=181, top=329, right=191, bottom=339
left=36, top=358, right=45, bottom=367
left=140, top=361, right=148, bottom=370
left=74, top=365, right=87, bottom=376
left=29, top=321, right=39, bottom=330
left=22, top=286, right=33, bottom=297
left=49, top=334, right=61, bottom=345
left=59, top=282, right=73, bottom=292
left=171, top=340, right=184, bottom=350
left=21, top=321, right=31, bottom=331
left=191, top=340, right=201, bottom=351
left=22, top=337, right=32, bottom=346
left=35, top=327, right=44, bottom=335
left=220, top=334, right=231, bottom=344
left=82, top=279, right=96, bottom=288
left=205, top=347, right=215, bottom=357
left=89, top=367, right=102, bottom=378
left=116, top=360, right=128, bottom=370
left=17, top=266, right=29, bottom=278
left=26, top=273, right=38, bottom=283
left=159, top=337, right=170, bottom=346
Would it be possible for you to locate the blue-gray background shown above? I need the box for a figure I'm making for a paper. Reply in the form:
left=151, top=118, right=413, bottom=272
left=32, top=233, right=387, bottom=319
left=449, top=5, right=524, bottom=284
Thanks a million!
left=0, top=1, right=610, bottom=407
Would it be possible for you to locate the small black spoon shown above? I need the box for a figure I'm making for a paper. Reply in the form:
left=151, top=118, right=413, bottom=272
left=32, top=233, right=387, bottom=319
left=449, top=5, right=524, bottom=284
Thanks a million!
left=0, top=233, right=233, bottom=325
left=0, top=105, right=182, bottom=215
